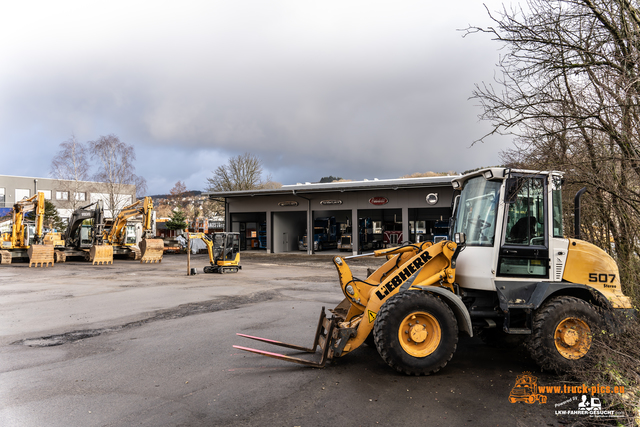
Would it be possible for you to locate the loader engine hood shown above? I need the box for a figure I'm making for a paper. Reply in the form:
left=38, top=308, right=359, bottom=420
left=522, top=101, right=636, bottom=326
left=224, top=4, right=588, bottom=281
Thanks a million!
left=563, top=239, right=632, bottom=309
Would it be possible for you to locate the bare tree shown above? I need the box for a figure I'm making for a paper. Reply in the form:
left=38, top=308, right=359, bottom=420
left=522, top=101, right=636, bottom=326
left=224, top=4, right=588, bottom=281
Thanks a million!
left=206, top=153, right=278, bottom=192
left=50, top=134, right=92, bottom=211
left=168, top=180, right=201, bottom=226
left=169, top=181, right=188, bottom=207
left=467, top=0, right=640, bottom=301
left=88, top=134, right=147, bottom=218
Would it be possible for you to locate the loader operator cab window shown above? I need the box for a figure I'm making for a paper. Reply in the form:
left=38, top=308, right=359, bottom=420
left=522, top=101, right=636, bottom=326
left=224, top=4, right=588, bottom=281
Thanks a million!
left=452, top=177, right=501, bottom=246
left=551, top=176, right=563, bottom=238
left=498, top=176, right=548, bottom=278
left=504, top=177, right=545, bottom=246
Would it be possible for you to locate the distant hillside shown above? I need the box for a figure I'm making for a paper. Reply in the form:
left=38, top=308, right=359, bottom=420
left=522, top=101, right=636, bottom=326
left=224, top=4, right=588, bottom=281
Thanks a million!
left=149, top=190, right=202, bottom=199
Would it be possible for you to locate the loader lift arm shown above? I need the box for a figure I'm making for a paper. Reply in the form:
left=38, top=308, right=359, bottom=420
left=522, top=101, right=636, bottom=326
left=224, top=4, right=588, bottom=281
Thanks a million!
left=235, top=237, right=469, bottom=370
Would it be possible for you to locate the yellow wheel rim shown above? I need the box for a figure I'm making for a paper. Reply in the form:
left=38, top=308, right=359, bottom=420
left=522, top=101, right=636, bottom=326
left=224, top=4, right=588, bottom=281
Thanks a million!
left=554, top=317, right=592, bottom=360
left=398, top=312, right=441, bottom=357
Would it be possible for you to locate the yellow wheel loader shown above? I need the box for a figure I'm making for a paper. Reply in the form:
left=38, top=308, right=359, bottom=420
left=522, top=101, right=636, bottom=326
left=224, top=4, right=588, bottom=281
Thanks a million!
left=187, top=232, right=241, bottom=274
left=0, top=192, right=54, bottom=267
left=103, top=197, right=164, bottom=263
left=235, top=168, right=635, bottom=374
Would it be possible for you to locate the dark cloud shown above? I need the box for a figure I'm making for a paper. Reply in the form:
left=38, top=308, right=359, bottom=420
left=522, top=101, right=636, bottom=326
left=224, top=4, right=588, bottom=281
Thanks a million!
left=0, top=1, right=512, bottom=194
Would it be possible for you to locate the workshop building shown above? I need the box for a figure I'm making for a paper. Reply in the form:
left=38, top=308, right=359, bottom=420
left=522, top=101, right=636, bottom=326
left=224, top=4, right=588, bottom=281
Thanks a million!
left=205, top=175, right=459, bottom=255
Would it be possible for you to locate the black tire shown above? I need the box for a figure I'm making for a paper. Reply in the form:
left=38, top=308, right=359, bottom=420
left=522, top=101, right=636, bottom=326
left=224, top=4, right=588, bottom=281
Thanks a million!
left=527, top=296, right=603, bottom=373
left=373, top=290, right=458, bottom=375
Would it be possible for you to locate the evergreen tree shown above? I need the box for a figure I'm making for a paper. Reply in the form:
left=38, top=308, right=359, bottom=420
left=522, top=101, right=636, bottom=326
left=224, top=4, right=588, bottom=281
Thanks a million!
left=166, top=209, right=188, bottom=231
left=44, top=200, right=65, bottom=232
left=22, top=200, right=65, bottom=232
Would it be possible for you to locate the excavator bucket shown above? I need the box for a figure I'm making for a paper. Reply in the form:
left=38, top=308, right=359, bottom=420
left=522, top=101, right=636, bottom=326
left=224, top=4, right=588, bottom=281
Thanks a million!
left=28, top=245, right=54, bottom=267
left=90, top=245, right=113, bottom=265
left=0, top=250, right=11, bottom=264
left=139, top=239, right=164, bottom=263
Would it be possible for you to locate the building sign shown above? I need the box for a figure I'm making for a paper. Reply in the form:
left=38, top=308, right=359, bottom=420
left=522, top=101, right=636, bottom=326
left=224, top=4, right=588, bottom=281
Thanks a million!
left=320, top=200, right=343, bottom=206
left=278, top=201, right=299, bottom=207
left=369, top=197, right=389, bottom=206
left=426, top=193, right=439, bottom=205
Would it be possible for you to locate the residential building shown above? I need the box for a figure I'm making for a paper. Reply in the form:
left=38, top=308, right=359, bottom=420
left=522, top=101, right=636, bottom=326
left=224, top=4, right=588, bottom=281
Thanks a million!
left=0, top=174, right=136, bottom=220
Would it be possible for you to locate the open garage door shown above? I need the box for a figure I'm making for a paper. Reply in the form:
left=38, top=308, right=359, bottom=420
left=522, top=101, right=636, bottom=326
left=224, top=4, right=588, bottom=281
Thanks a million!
left=231, top=213, right=266, bottom=251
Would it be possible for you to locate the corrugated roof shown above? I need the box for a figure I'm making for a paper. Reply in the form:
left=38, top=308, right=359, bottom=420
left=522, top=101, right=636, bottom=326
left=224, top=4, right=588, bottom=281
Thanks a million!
left=204, top=175, right=460, bottom=198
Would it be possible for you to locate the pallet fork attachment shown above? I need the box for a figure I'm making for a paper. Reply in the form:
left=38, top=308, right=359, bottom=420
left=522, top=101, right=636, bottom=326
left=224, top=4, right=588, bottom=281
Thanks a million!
left=234, top=307, right=336, bottom=368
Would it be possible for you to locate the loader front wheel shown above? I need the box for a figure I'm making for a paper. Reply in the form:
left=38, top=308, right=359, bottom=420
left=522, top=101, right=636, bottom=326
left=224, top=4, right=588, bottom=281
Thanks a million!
left=374, top=290, right=458, bottom=375
left=527, top=296, right=602, bottom=373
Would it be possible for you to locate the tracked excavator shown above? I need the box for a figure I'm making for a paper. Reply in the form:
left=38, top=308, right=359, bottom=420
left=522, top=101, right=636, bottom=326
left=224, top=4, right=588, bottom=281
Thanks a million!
left=235, top=168, right=635, bottom=374
left=54, top=200, right=113, bottom=265
left=0, top=192, right=54, bottom=267
left=187, top=232, right=241, bottom=273
left=103, top=197, right=163, bottom=263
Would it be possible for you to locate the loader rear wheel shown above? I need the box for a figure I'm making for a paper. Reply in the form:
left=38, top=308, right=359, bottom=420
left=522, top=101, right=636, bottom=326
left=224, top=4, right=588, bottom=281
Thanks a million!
left=373, top=290, right=458, bottom=375
left=527, top=296, right=602, bottom=373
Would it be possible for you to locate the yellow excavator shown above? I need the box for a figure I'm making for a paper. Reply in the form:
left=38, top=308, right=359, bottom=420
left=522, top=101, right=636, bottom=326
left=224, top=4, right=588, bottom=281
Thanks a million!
left=103, top=197, right=164, bottom=263
left=187, top=232, right=241, bottom=273
left=53, top=200, right=113, bottom=265
left=235, top=168, right=635, bottom=374
left=0, top=192, right=54, bottom=267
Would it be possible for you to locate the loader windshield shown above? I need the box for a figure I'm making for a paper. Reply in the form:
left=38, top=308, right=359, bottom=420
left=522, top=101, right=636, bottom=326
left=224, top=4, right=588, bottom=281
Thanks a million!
left=453, top=177, right=501, bottom=246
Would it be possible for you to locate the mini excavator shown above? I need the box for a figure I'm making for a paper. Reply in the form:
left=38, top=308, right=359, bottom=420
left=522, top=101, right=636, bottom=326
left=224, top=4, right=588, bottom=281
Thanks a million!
left=187, top=232, right=241, bottom=273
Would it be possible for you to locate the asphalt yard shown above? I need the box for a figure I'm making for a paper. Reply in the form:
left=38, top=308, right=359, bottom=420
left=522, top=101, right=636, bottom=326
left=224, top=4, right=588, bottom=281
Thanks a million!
left=0, top=252, right=568, bottom=426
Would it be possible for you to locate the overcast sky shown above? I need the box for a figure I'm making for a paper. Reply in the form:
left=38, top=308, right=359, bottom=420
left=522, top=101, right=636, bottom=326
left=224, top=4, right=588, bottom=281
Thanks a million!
left=1, top=0, right=513, bottom=196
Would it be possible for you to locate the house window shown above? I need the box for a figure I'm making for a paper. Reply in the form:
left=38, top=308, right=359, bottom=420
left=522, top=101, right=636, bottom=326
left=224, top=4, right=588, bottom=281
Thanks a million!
left=41, top=190, right=52, bottom=200
left=56, top=191, right=69, bottom=200
left=75, top=192, right=86, bottom=201
left=16, top=189, right=30, bottom=201
left=0, top=188, right=5, bottom=206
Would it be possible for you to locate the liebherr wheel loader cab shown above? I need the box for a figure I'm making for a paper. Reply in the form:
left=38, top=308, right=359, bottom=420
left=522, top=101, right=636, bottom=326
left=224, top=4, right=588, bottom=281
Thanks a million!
left=235, top=168, right=634, bottom=374
left=451, top=168, right=633, bottom=371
